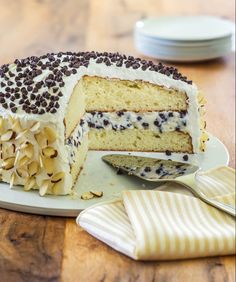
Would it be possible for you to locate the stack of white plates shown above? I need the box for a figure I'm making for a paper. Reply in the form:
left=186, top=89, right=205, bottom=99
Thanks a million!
left=134, top=16, right=235, bottom=62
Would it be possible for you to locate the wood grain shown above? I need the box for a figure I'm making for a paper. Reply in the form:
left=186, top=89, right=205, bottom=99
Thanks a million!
left=61, top=221, right=235, bottom=282
left=0, top=209, right=66, bottom=282
left=0, top=0, right=235, bottom=281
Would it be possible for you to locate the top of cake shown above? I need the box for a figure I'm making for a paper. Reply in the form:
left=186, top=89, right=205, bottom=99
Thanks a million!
left=0, top=51, right=195, bottom=121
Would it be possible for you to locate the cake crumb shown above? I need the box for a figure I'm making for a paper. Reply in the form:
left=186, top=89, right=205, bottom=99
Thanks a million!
left=81, top=192, right=94, bottom=200
left=90, top=190, right=103, bottom=197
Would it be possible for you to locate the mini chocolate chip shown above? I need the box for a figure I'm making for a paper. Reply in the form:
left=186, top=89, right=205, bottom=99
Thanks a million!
left=36, top=69, right=42, bottom=76
left=25, top=79, right=33, bottom=85
left=116, top=60, right=123, bottom=67
left=117, top=111, right=124, bottom=117
left=116, top=169, right=123, bottom=175
left=38, top=109, right=45, bottom=114
left=30, top=93, right=36, bottom=100
left=165, top=150, right=172, bottom=156
left=65, top=70, right=71, bottom=76
left=159, top=113, right=165, bottom=120
left=142, top=122, right=149, bottom=128
left=41, top=101, right=47, bottom=107
left=183, top=155, right=188, bottom=161
left=32, top=109, right=39, bottom=114
left=156, top=168, right=162, bottom=174
left=103, top=120, right=109, bottom=126
left=7, top=81, right=14, bottom=86
left=180, top=110, right=187, bottom=118
left=50, top=108, right=57, bottom=113
left=144, top=167, right=151, bottom=172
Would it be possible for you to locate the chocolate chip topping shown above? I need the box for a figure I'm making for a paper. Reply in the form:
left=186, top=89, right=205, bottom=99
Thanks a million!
left=183, top=155, right=189, bottom=161
left=0, top=51, right=192, bottom=115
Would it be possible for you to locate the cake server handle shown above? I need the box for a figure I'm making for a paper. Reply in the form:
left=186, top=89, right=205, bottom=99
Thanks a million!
left=175, top=174, right=236, bottom=217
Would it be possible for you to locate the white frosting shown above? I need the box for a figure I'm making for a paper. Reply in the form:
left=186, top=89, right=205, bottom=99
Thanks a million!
left=0, top=57, right=201, bottom=153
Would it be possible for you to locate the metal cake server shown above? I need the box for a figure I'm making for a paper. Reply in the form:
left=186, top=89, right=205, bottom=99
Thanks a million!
left=102, top=154, right=235, bottom=217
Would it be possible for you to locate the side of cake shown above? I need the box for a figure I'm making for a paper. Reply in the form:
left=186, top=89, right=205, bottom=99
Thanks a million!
left=0, top=51, right=207, bottom=196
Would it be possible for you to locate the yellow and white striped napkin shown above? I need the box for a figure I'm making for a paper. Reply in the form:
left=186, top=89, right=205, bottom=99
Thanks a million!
left=77, top=166, right=236, bottom=260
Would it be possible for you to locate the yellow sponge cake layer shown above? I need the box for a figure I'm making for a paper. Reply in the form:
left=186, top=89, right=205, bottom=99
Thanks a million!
left=88, top=129, right=193, bottom=153
left=65, top=80, right=85, bottom=138
left=83, top=76, right=188, bottom=112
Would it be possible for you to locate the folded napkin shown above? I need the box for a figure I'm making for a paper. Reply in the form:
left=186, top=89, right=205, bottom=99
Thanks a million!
left=77, top=166, right=236, bottom=260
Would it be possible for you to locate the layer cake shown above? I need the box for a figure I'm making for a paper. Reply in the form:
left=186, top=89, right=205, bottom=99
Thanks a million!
left=0, top=52, right=207, bottom=196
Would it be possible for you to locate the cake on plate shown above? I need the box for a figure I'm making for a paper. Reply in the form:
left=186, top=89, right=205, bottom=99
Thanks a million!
left=0, top=51, right=207, bottom=196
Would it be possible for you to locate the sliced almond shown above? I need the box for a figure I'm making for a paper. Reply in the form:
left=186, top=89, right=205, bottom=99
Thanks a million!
left=19, top=141, right=30, bottom=150
left=0, top=144, right=3, bottom=159
left=39, top=155, right=44, bottom=168
left=51, top=172, right=64, bottom=183
left=14, top=150, right=21, bottom=166
left=18, top=156, right=30, bottom=167
left=30, top=122, right=41, bottom=132
left=201, top=120, right=207, bottom=130
left=0, top=117, right=4, bottom=132
left=12, top=119, right=22, bottom=133
left=28, top=161, right=39, bottom=177
left=43, top=157, right=54, bottom=175
left=81, top=192, right=94, bottom=200
left=2, top=143, right=16, bottom=157
left=10, top=172, right=16, bottom=188
left=1, top=157, right=15, bottom=170
left=42, top=147, right=58, bottom=158
left=90, top=190, right=103, bottom=197
left=39, top=179, right=51, bottom=196
left=16, top=167, right=29, bottom=179
left=201, top=132, right=209, bottom=142
left=35, top=132, right=47, bottom=148
left=24, top=143, right=34, bottom=159
left=1, top=130, right=15, bottom=142
left=44, top=127, right=58, bottom=143
left=15, top=129, right=28, bottom=140
left=52, top=181, right=63, bottom=195
left=24, top=177, right=36, bottom=191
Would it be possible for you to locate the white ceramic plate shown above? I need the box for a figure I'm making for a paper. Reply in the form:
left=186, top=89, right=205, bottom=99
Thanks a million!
left=0, top=133, right=229, bottom=217
left=136, top=16, right=235, bottom=41
left=135, top=41, right=233, bottom=62
left=134, top=32, right=233, bottom=49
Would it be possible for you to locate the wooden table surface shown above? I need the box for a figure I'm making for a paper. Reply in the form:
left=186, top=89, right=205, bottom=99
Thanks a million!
left=0, top=0, right=235, bottom=281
